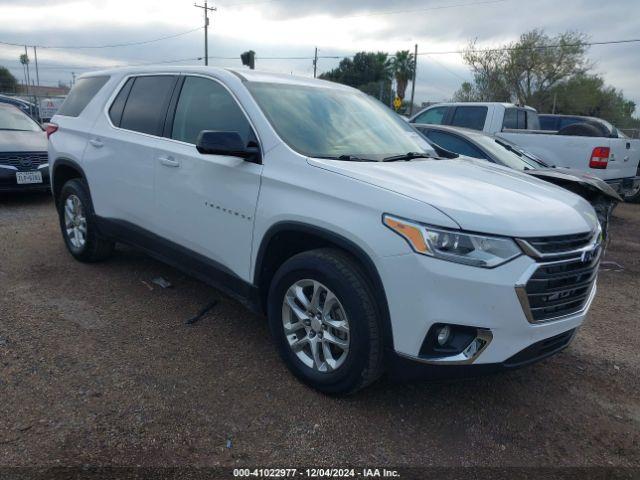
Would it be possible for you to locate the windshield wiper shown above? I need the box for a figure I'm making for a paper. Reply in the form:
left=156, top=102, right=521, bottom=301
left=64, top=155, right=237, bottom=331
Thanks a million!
left=382, top=152, right=433, bottom=162
left=315, top=154, right=377, bottom=162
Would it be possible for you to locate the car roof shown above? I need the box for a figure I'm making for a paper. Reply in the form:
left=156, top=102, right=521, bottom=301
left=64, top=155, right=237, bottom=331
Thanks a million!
left=0, top=102, right=23, bottom=112
left=79, top=65, right=351, bottom=91
left=417, top=101, right=535, bottom=110
left=412, top=123, right=487, bottom=138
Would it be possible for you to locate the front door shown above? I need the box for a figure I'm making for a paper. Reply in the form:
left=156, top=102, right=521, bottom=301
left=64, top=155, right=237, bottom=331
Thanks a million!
left=153, top=75, right=263, bottom=281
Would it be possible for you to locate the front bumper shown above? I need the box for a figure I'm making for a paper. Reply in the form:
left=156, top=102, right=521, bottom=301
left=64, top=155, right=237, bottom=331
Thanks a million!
left=378, top=252, right=593, bottom=366
left=0, top=164, right=50, bottom=192
left=387, top=328, right=577, bottom=381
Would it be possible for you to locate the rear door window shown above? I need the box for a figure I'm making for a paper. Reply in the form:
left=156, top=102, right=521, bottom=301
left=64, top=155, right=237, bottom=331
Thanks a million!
left=526, top=110, right=540, bottom=130
left=502, top=108, right=531, bottom=130
left=425, top=130, right=487, bottom=159
left=119, top=75, right=178, bottom=136
left=450, top=106, right=487, bottom=130
left=412, top=106, right=449, bottom=125
left=503, top=108, right=518, bottom=129
left=57, top=76, right=109, bottom=117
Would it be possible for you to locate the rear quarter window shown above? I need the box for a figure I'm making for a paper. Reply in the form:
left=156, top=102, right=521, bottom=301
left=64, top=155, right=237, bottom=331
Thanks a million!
left=57, top=76, right=109, bottom=117
left=450, top=106, right=487, bottom=130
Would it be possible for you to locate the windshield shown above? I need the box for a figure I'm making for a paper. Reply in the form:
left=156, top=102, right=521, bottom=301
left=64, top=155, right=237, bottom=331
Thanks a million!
left=246, top=82, right=435, bottom=160
left=472, top=135, right=543, bottom=171
left=0, top=106, right=41, bottom=132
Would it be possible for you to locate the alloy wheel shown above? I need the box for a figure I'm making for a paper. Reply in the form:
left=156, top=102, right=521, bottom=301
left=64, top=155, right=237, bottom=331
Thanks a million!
left=64, top=194, right=88, bottom=250
left=281, top=279, right=350, bottom=372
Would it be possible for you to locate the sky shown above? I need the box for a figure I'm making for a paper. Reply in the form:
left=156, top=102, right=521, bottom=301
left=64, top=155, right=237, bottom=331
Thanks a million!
left=1, top=0, right=639, bottom=113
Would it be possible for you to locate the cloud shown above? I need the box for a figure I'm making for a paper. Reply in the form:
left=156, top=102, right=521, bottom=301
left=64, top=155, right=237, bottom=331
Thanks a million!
left=0, top=0, right=638, bottom=113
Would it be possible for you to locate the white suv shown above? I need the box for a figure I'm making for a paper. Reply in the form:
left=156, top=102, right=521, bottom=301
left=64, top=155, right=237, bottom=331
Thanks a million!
left=48, top=67, right=602, bottom=394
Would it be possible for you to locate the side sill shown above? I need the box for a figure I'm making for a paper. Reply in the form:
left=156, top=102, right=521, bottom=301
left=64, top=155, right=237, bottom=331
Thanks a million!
left=94, top=216, right=262, bottom=314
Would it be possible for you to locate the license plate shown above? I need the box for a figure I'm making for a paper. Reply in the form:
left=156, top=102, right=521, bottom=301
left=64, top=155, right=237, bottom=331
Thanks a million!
left=16, top=171, right=43, bottom=184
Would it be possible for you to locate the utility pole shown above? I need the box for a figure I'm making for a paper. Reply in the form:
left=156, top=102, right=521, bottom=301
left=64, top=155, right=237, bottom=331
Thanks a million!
left=23, top=46, right=31, bottom=97
left=552, top=92, right=557, bottom=114
left=33, top=46, right=40, bottom=89
left=194, top=1, right=216, bottom=66
left=408, top=43, right=418, bottom=116
left=313, top=47, right=318, bottom=78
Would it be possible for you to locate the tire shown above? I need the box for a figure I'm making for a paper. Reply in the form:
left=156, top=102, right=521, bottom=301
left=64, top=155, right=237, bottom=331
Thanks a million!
left=57, top=178, right=114, bottom=262
left=624, top=183, right=640, bottom=204
left=267, top=248, right=384, bottom=395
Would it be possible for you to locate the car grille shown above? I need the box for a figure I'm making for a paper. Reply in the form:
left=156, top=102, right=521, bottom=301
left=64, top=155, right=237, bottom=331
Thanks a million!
left=0, top=151, right=48, bottom=171
left=521, top=252, right=599, bottom=323
left=518, top=231, right=595, bottom=257
left=504, top=329, right=576, bottom=368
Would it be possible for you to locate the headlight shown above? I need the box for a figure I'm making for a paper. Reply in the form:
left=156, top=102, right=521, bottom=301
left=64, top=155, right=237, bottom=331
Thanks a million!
left=383, top=214, right=522, bottom=268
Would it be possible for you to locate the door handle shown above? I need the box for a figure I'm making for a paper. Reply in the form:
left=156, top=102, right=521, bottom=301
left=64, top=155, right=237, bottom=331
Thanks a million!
left=158, top=155, right=180, bottom=168
left=89, top=138, right=104, bottom=148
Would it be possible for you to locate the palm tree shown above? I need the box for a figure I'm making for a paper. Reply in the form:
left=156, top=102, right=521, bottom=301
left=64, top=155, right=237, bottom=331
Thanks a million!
left=390, top=50, right=415, bottom=101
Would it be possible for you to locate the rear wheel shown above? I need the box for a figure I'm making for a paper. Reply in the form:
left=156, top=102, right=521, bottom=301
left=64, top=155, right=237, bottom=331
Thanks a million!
left=267, top=248, right=384, bottom=395
left=58, top=178, right=114, bottom=262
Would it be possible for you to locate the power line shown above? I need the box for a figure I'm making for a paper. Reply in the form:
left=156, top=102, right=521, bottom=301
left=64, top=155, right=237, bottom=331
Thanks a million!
left=0, top=27, right=203, bottom=49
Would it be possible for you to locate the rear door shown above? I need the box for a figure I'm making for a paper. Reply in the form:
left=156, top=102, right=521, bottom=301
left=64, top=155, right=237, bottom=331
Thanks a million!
left=85, top=74, right=179, bottom=230
left=153, top=75, right=263, bottom=280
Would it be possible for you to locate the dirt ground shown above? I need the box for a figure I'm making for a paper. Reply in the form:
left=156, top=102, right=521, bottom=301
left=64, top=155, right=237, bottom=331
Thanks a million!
left=0, top=192, right=638, bottom=470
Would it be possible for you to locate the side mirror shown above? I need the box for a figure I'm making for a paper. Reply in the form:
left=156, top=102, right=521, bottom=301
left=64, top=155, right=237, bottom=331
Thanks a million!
left=196, top=131, right=261, bottom=163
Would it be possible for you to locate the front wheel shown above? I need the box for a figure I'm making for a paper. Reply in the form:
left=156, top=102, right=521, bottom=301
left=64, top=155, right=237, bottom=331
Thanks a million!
left=267, top=249, right=384, bottom=395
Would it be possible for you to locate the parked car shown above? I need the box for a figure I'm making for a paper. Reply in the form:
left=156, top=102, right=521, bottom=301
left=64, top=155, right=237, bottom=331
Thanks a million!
left=0, top=103, right=49, bottom=192
left=408, top=102, right=640, bottom=203
left=0, top=94, right=39, bottom=121
left=538, top=114, right=625, bottom=138
left=414, top=124, right=622, bottom=240
left=49, top=67, right=601, bottom=394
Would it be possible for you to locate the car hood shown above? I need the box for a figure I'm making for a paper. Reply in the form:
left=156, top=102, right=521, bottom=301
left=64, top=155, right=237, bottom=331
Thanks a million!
left=526, top=167, right=623, bottom=202
left=308, top=156, right=598, bottom=237
left=0, top=130, right=47, bottom=152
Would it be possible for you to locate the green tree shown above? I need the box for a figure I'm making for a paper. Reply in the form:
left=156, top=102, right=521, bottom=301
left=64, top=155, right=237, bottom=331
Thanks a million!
left=455, top=29, right=588, bottom=105
left=319, top=51, right=392, bottom=103
left=390, top=50, right=415, bottom=101
left=540, top=74, right=638, bottom=129
left=0, top=66, right=18, bottom=92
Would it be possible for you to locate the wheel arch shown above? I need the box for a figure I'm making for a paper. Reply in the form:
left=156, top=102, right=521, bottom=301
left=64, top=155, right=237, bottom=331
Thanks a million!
left=51, top=158, right=87, bottom=205
left=254, top=221, right=394, bottom=352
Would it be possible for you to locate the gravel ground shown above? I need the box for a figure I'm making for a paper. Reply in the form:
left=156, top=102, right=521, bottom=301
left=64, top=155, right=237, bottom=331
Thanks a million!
left=0, top=192, right=638, bottom=469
